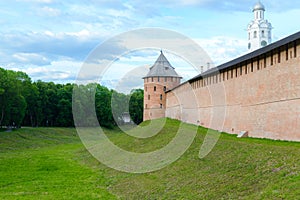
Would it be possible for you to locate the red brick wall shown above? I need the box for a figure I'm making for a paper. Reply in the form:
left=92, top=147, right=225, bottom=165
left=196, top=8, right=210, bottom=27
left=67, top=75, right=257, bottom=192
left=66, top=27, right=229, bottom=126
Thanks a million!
left=166, top=41, right=300, bottom=141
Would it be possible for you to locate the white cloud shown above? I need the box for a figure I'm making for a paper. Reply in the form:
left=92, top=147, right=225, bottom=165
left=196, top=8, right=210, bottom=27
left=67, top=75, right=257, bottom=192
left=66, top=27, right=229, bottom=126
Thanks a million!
left=25, top=67, right=73, bottom=81
left=39, top=6, right=61, bottom=16
left=12, top=53, right=50, bottom=65
left=195, top=36, right=248, bottom=65
left=17, top=0, right=53, bottom=3
left=2, top=58, right=82, bottom=83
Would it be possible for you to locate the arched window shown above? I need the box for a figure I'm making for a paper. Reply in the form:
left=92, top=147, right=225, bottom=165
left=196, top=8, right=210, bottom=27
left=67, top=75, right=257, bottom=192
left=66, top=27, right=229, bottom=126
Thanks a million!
left=262, top=30, right=265, bottom=37
left=148, top=95, right=150, bottom=100
left=254, top=31, right=257, bottom=38
left=163, top=86, right=167, bottom=91
left=154, top=86, right=156, bottom=91
left=160, top=94, right=163, bottom=100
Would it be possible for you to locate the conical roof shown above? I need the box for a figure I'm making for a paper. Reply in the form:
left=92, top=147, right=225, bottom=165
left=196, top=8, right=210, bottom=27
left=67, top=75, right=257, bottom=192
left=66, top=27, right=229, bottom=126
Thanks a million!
left=143, top=51, right=181, bottom=78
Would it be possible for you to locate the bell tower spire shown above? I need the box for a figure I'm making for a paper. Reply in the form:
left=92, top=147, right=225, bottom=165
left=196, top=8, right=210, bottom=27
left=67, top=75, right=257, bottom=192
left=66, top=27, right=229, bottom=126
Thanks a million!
left=247, top=1, right=272, bottom=51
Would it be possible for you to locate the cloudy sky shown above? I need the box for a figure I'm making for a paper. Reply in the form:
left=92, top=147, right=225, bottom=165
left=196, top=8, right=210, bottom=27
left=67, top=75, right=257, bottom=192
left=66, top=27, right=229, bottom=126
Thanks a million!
left=1, top=0, right=299, bottom=92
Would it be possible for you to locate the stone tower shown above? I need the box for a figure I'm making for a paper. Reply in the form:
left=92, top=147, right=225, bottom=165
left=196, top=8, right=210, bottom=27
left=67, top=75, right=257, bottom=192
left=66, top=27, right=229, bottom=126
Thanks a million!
left=143, top=51, right=182, bottom=121
left=247, top=1, right=272, bottom=51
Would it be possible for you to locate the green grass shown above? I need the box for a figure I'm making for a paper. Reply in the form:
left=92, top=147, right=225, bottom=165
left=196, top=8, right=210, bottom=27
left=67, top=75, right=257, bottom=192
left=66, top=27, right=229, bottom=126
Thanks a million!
left=0, top=119, right=300, bottom=199
left=0, top=128, right=116, bottom=199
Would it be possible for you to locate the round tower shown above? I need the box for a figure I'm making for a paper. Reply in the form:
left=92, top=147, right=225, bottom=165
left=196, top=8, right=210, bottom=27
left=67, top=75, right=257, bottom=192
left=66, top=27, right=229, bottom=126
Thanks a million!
left=143, top=51, right=182, bottom=121
left=247, top=1, right=272, bottom=51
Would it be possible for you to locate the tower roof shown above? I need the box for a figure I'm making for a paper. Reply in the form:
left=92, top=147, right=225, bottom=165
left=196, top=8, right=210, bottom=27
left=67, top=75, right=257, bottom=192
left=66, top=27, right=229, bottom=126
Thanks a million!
left=253, top=1, right=265, bottom=12
left=143, top=51, right=182, bottom=78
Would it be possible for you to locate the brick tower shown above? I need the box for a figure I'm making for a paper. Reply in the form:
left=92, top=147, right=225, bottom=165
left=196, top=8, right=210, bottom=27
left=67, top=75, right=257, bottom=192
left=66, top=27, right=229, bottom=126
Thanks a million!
left=143, top=51, right=182, bottom=121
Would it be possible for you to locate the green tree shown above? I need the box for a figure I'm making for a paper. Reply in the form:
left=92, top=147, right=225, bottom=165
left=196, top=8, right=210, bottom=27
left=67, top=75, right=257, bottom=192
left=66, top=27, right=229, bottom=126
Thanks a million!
left=129, top=89, right=144, bottom=124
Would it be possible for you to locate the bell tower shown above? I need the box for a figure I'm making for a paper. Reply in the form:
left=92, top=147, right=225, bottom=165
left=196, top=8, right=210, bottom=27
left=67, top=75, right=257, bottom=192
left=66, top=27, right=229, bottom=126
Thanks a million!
left=143, top=51, right=182, bottom=121
left=247, top=1, right=272, bottom=51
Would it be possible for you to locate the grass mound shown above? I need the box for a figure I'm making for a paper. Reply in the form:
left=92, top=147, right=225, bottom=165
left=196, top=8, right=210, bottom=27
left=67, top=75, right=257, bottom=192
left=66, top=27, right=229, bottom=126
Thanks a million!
left=0, top=119, right=299, bottom=199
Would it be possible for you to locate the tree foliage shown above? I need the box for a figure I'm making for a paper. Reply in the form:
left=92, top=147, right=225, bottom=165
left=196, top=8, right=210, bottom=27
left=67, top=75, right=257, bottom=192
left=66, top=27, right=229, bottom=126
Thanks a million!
left=0, top=67, right=144, bottom=128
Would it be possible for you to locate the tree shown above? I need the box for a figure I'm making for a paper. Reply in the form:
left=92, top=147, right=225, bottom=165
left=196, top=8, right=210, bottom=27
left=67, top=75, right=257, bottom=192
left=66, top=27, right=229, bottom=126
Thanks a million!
left=129, top=89, right=144, bottom=124
left=0, top=67, right=144, bottom=128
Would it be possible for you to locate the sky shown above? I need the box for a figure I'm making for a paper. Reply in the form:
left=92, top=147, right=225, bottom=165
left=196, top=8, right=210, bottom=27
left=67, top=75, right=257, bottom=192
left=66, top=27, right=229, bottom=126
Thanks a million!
left=0, top=0, right=300, bottom=93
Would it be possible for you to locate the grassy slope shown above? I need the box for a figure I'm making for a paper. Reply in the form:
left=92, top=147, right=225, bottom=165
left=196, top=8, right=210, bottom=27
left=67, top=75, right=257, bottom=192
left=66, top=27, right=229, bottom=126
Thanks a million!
left=0, top=119, right=299, bottom=199
left=0, top=128, right=116, bottom=199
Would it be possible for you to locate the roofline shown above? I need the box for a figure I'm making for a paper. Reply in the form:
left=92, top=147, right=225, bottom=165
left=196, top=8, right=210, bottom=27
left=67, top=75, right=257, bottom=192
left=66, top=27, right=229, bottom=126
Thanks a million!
left=189, top=31, right=300, bottom=82
left=142, top=75, right=183, bottom=79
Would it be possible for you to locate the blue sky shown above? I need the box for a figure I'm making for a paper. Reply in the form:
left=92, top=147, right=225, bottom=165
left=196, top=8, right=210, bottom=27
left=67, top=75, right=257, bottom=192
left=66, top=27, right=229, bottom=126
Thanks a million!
left=0, top=0, right=299, bottom=91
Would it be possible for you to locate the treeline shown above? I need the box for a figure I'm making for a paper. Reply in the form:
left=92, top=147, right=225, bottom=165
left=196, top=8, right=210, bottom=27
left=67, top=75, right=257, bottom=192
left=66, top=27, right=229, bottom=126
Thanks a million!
left=0, top=67, right=143, bottom=128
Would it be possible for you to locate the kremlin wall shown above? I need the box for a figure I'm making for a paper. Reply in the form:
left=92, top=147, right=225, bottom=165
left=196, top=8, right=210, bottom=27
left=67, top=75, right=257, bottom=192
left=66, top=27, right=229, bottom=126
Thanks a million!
left=165, top=33, right=300, bottom=141
left=143, top=2, right=300, bottom=141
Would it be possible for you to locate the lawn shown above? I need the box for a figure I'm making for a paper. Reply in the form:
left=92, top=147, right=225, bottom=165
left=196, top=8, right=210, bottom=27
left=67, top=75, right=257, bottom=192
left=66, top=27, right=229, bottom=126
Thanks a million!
left=0, top=119, right=299, bottom=199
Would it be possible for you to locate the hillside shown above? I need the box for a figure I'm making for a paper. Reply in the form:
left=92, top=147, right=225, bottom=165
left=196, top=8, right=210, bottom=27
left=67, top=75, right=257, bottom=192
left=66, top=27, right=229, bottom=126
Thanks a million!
left=0, top=119, right=299, bottom=199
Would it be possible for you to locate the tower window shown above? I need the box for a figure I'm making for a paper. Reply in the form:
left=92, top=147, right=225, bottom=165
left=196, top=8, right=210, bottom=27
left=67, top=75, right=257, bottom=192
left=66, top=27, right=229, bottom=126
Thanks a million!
left=160, top=104, right=163, bottom=109
left=145, top=86, right=147, bottom=92
left=261, top=40, right=267, bottom=47
left=148, top=95, right=150, bottom=100
left=154, top=86, right=156, bottom=91
left=163, top=86, right=166, bottom=91
left=254, top=31, right=257, bottom=38
left=158, top=77, right=160, bottom=82
left=160, top=94, right=163, bottom=100
left=262, top=30, right=265, bottom=37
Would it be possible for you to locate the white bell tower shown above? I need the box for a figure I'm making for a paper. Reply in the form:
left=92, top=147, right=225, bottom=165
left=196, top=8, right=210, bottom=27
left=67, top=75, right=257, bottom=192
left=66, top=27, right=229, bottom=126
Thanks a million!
left=247, top=1, right=272, bottom=51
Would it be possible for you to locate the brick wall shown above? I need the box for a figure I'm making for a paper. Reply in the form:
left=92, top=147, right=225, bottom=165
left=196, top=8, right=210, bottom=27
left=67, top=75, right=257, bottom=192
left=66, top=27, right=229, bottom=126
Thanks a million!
left=166, top=41, right=300, bottom=141
left=144, top=77, right=180, bottom=121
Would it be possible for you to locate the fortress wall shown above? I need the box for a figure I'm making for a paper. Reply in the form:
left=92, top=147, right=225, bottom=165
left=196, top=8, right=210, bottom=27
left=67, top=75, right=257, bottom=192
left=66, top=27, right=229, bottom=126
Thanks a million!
left=166, top=40, right=300, bottom=141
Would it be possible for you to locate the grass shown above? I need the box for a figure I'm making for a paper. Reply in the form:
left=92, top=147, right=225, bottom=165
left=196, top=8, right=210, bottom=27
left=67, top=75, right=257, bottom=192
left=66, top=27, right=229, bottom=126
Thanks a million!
left=0, top=128, right=116, bottom=199
left=0, top=119, right=299, bottom=199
